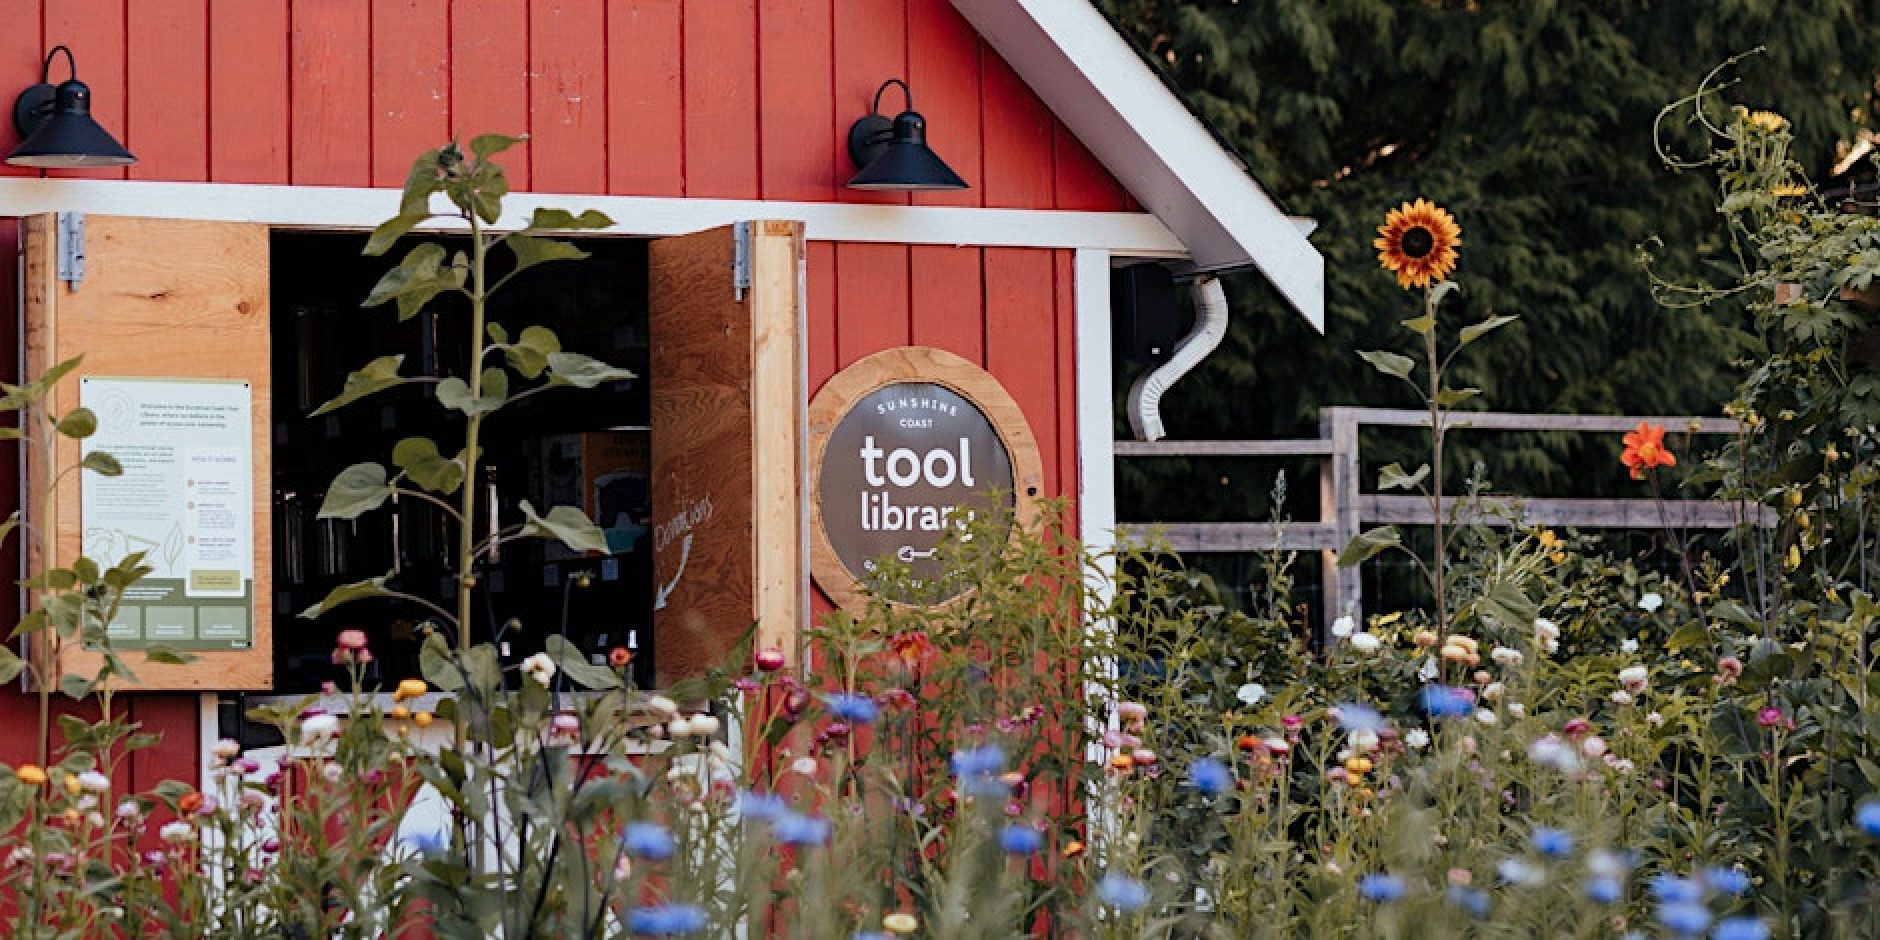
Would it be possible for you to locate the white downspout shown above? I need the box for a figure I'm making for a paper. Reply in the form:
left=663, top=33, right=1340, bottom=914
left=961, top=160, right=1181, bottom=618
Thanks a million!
left=1126, top=275, right=1227, bottom=442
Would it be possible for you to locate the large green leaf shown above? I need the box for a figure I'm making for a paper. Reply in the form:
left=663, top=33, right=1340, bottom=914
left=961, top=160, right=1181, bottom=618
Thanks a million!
left=420, top=631, right=464, bottom=692
left=0, top=646, right=24, bottom=685
left=79, top=452, right=122, bottom=477
left=502, top=325, right=561, bottom=379
left=545, top=352, right=636, bottom=389
left=1459, top=314, right=1517, bottom=346
left=363, top=242, right=466, bottom=321
left=434, top=377, right=506, bottom=418
left=299, top=574, right=395, bottom=619
left=311, top=355, right=407, bottom=416
left=319, top=463, right=392, bottom=519
left=55, top=407, right=96, bottom=439
left=364, top=210, right=432, bottom=258
left=1377, top=462, right=1430, bottom=491
left=502, top=234, right=588, bottom=276
left=518, top=501, right=610, bottom=554
left=392, top=437, right=465, bottom=495
left=545, top=635, right=622, bottom=691
left=1357, top=349, right=1415, bottom=380
left=524, top=208, right=614, bottom=231
left=1434, top=386, right=1482, bottom=407
left=470, top=134, right=524, bottom=161
left=1337, top=526, right=1402, bottom=567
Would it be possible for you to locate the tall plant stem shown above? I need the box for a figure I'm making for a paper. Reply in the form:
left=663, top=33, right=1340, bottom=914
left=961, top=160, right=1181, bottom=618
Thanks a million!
left=1424, top=288, right=1448, bottom=640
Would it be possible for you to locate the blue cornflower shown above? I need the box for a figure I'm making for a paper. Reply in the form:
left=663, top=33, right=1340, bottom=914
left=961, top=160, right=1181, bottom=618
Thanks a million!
left=825, top=693, right=879, bottom=725
left=1188, top=757, right=1232, bottom=797
left=1357, top=874, right=1406, bottom=902
left=1333, top=703, right=1384, bottom=733
left=625, top=903, right=708, bottom=936
left=400, top=827, right=447, bottom=856
left=1445, top=886, right=1491, bottom=917
left=1702, top=866, right=1750, bottom=896
left=1656, top=900, right=1711, bottom=937
left=1713, top=917, right=1770, bottom=940
left=853, top=934, right=893, bottom=940
left=998, top=824, right=1043, bottom=855
left=1857, top=801, right=1880, bottom=838
left=771, top=811, right=831, bottom=846
left=1095, top=873, right=1149, bottom=911
left=1585, top=876, right=1623, bottom=904
left=1531, top=827, right=1574, bottom=859
left=950, top=744, right=1007, bottom=778
left=620, top=822, right=675, bottom=861
left=1649, top=874, right=1703, bottom=904
left=735, top=790, right=789, bottom=822
left=1419, top=685, right=1474, bottom=719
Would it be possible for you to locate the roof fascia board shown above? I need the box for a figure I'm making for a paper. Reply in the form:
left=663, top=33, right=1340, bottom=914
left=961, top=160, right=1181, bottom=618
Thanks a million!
left=950, top=0, right=1323, bottom=331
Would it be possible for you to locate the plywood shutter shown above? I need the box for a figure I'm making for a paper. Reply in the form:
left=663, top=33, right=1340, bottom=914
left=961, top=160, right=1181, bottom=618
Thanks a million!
left=23, top=215, right=273, bottom=691
left=648, top=221, right=806, bottom=686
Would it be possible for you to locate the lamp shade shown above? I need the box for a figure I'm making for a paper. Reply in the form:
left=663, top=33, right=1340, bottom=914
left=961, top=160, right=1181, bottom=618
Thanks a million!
left=7, top=77, right=135, bottom=168
left=846, top=91, right=968, bottom=193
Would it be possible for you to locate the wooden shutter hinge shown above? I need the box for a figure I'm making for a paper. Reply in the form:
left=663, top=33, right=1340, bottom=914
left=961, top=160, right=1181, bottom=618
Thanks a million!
left=733, top=220, right=751, bottom=301
left=57, top=211, right=84, bottom=291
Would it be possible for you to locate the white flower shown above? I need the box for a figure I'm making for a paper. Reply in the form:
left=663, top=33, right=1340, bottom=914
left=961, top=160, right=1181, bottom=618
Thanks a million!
left=1533, top=618, right=1560, bottom=654
left=159, top=821, right=195, bottom=844
left=1620, top=638, right=1639, bottom=654
left=1587, top=848, right=1629, bottom=880
left=1404, top=729, right=1431, bottom=749
left=790, top=756, right=818, bottom=776
left=76, top=771, right=110, bottom=794
left=210, top=738, right=242, bottom=760
left=689, top=713, right=721, bottom=736
left=1331, top=615, right=1356, bottom=639
left=1610, top=690, right=1634, bottom=706
left=1529, top=735, right=1581, bottom=773
left=300, top=713, right=340, bottom=739
left=1638, top=592, right=1663, bottom=612
left=1236, top=682, right=1267, bottom=706
left=668, top=716, right=698, bottom=737
left=1481, top=682, right=1504, bottom=702
left=1506, top=703, right=1526, bottom=719
left=1417, top=655, right=1439, bottom=682
left=1604, top=755, right=1635, bottom=774
left=1348, top=632, right=1382, bottom=654
left=645, top=695, right=679, bottom=718
left=1646, top=711, right=1665, bottom=727
left=1473, top=708, right=1499, bottom=726
left=1350, top=729, right=1380, bottom=754
left=521, top=652, right=557, bottom=685
left=1498, top=858, right=1545, bottom=887
left=1617, top=665, right=1649, bottom=693
left=1490, top=647, right=1523, bottom=667
left=1581, top=735, right=1609, bottom=758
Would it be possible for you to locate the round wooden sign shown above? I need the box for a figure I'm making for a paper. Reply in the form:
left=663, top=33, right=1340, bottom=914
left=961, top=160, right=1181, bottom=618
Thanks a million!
left=808, top=347, right=1043, bottom=611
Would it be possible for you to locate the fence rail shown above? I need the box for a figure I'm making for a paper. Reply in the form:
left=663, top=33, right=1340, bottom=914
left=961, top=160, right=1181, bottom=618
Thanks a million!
left=1114, top=407, right=1766, bottom=632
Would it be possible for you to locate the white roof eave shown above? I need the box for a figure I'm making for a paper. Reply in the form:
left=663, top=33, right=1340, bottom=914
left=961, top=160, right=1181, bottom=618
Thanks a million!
left=949, top=0, right=1323, bottom=332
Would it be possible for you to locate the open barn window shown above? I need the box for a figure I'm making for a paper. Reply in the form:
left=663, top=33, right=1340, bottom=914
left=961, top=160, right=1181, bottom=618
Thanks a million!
left=22, top=215, right=804, bottom=694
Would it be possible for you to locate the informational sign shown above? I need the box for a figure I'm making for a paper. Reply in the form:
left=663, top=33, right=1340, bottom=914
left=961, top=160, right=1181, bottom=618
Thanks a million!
left=80, top=377, right=254, bottom=649
left=809, top=348, right=1043, bottom=610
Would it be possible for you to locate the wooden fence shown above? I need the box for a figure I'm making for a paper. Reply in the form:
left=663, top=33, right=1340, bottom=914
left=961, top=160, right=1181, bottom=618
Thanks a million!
left=1114, top=408, right=1768, bottom=632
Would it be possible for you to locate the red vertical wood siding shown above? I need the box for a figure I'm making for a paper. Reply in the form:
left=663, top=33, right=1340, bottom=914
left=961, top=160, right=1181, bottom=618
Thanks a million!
left=0, top=0, right=1135, bottom=754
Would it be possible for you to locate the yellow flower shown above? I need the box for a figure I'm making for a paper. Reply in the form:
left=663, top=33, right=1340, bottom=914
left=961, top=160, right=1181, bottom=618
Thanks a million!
left=15, top=764, right=46, bottom=786
left=883, top=912, right=920, bottom=934
left=1375, top=199, right=1462, bottom=289
left=1772, top=182, right=1809, bottom=198
left=394, top=678, right=429, bottom=703
left=1537, top=529, right=1560, bottom=550
left=1746, top=110, right=1788, bottom=133
left=389, top=705, right=411, bottom=720
left=414, top=711, right=435, bottom=728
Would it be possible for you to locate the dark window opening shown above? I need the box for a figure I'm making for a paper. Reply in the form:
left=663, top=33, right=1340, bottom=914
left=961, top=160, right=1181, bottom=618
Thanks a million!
left=269, top=232, right=655, bottom=693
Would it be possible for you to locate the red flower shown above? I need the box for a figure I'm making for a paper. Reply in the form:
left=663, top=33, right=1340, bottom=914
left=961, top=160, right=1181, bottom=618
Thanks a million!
left=1620, top=422, right=1677, bottom=480
left=888, top=631, right=935, bottom=673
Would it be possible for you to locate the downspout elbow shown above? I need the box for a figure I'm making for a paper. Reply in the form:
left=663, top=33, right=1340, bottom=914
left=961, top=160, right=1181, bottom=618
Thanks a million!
left=1127, top=276, right=1228, bottom=442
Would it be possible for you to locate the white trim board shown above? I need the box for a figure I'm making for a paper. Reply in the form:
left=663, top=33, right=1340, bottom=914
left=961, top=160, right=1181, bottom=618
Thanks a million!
left=0, top=177, right=1188, bottom=255
left=950, top=0, right=1324, bottom=332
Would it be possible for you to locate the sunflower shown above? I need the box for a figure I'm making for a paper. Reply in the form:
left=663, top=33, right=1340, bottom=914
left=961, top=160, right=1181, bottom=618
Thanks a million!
left=1375, top=199, right=1461, bottom=289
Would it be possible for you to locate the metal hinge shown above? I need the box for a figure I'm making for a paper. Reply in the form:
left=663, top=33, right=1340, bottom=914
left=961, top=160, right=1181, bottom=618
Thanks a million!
left=57, top=211, right=84, bottom=291
left=732, top=220, right=752, bottom=301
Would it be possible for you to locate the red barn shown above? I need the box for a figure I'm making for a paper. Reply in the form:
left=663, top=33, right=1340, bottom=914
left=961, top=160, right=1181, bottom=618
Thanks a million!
left=0, top=0, right=1320, bottom=793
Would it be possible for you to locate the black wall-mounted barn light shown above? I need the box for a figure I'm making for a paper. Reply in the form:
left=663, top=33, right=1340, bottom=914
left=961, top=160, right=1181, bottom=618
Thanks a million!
left=846, top=79, right=967, bottom=191
left=7, top=45, right=136, bottom=168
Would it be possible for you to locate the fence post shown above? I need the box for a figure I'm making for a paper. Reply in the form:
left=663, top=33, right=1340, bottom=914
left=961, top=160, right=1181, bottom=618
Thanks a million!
left=1320, top=408, right=1362, bottom=637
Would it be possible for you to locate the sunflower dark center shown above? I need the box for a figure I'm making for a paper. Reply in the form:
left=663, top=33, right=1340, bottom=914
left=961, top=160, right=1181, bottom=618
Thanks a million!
left=1401, top=226, right=1435, bottom=259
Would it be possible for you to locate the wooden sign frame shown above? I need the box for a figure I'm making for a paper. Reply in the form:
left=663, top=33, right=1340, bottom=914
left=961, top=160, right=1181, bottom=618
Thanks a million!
left=807, top=347, right=1043, bottom=612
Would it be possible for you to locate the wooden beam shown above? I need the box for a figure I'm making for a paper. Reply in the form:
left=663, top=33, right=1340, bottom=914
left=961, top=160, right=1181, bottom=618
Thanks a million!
left=1324, top=407, right=1741, bottom=435
left=1359, top=495, right=1773, bottom=529
left=1116, top=522, right=1341, bottom=552
left=1112, top=439, right=1335, bottom=457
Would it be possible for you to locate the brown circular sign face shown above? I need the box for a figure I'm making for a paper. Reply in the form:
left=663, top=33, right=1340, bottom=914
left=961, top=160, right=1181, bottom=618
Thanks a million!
left=808, top=347, right=1043, bottom=611
left=820, top=382, right=1014, bottom=601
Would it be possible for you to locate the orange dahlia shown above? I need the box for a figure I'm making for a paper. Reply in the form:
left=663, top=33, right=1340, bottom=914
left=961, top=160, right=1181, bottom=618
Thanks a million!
left=1620, top=422, right=1677, bottom=480
left=1375, top=199, right=1462, bottom=289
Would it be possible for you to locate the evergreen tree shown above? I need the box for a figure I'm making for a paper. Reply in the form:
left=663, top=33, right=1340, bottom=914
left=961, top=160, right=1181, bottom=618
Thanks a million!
left=1100, top=0, right=1880, bottom=519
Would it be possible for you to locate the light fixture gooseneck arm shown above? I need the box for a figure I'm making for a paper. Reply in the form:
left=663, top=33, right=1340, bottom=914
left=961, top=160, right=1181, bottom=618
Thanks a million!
left=870, top=78, right=913, bottom=117
left=40, top=46, right=76, bottom=85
